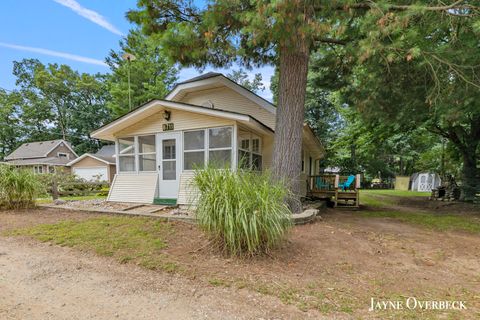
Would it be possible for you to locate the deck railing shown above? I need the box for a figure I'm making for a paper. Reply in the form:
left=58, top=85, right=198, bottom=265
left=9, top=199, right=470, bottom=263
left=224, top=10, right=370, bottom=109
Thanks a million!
left=308, top=174, right=337, bottom=192
left=307, top=174, right=361, bottom=193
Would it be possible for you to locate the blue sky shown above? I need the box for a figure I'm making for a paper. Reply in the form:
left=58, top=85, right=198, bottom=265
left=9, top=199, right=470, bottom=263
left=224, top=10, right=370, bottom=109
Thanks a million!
left=0, top=0, right=274, bottom=100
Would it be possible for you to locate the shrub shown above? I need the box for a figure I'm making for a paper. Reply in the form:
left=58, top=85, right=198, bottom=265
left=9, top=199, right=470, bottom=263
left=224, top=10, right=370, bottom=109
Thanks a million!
left=193, top=167, right=292, bottom=256
left=0, top=165, right=42, bottom=209
left=38, top=172, right=108, bottom=197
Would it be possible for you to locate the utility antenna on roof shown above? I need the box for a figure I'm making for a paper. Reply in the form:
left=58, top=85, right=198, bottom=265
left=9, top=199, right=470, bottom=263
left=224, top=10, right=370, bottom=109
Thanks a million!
left=122, top=53, right=137, bottom=111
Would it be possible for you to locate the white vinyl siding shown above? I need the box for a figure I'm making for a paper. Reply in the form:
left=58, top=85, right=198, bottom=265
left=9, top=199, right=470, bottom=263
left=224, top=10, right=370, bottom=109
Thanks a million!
left=108, top=173, right=158, bottom=203
left=177, top=171, right=198, bottom=205
left=178, top=87, right=275, bottom=130
left=115, top=109, right=235, bottom=137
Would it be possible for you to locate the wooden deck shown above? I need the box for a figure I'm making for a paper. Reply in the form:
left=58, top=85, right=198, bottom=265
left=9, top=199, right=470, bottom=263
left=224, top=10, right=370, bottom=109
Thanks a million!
left=307, top=174, right=360, bottom=208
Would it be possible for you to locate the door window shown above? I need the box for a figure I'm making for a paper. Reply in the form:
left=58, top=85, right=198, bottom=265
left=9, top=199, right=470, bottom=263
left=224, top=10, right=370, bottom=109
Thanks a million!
left=162, top=139, right=176, bottom=180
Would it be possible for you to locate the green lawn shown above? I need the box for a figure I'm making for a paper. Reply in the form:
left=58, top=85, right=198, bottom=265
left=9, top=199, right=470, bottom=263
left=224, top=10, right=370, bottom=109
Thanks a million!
left=36, top=195, right=107, bottom=204
left=5, top=216, right=178, bottom=272
left=360, top=189, right=429, bottom=208
left=361, top=210, right=480, bottom=233
left=361, top=189, right=430, bottom=197
left=358, top=189, right=480, bottom=233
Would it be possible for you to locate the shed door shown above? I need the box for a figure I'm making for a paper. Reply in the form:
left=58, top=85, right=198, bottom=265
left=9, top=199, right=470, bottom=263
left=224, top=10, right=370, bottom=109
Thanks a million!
left=157, top=132, right=181, bottom=199
left=418, top=173, right=433, bottom=192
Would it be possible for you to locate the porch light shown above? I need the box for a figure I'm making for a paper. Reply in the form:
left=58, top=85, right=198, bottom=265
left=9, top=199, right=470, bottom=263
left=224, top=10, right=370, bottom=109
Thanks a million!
left=163, top=110, right=171, bottom=121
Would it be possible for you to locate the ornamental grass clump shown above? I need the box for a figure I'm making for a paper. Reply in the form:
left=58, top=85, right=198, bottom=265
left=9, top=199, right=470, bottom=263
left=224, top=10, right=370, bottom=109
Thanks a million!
left=0, top=165, right=42, bottom=209
left=193, top=167, right=292, bottom=256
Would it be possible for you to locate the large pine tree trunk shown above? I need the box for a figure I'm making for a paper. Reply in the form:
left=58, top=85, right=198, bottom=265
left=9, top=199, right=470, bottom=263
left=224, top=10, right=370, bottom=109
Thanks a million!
left=460, top=150, right=479, bottom=202
left=273, top=41, right=309, bottom=214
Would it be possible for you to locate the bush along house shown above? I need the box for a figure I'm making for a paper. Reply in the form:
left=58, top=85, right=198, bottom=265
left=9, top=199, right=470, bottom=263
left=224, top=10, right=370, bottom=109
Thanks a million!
left=90, top=73, right=324, bottom=205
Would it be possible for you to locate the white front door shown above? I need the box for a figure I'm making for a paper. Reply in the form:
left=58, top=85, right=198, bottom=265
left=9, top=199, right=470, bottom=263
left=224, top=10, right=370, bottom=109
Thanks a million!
left=157, top=132, right=182, bottom=199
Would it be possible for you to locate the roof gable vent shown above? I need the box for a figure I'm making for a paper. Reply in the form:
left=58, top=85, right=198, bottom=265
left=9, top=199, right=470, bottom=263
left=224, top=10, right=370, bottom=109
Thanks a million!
left=202, top=100, right=215, bottom=109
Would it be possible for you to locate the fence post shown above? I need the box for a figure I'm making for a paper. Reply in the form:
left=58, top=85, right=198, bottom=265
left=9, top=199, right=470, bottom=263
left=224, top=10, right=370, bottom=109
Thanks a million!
left=52, top=179, right=59, bottom=200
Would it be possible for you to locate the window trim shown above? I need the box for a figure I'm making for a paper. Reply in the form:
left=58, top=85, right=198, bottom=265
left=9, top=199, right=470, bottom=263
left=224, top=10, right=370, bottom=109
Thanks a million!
left=57, top=152, right=69, bottom=159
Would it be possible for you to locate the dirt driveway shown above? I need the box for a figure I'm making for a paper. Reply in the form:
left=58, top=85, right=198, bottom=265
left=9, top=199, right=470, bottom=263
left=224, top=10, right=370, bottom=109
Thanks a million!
left=0, top=229, right=315, bottom=319
left=1, top=196, right=480, bottom=319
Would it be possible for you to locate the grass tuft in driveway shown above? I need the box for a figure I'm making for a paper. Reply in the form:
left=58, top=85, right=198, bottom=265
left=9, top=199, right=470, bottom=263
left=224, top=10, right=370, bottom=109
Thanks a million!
left=5, top=216, right=179, bottom=271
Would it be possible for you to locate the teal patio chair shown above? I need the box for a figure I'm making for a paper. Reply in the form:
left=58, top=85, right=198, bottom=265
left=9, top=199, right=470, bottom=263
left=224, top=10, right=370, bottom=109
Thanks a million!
left=339, top=175, right=355, bottom=191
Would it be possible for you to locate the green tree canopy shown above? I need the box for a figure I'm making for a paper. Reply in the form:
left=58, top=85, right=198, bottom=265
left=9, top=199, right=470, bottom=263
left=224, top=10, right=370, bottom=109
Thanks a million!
left=312, top=2, right=480, bottom=200
left=127, top=0, right=477, bottom=209
left=0, top=90, right=22, bottom=159
left=105, top=30, right=178, bottom=117
left=227, top=69, right=265, bottom=94
left=12, top=59, right=111, bottom=154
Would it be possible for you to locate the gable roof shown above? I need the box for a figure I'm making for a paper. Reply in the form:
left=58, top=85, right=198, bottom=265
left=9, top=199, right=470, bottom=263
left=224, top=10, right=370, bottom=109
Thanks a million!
left=5, top=139, right=78, bottom=161
left=95, top=145, right=115, bottom=158
left=91, top=99, right=274, bottom=141
left=67, top=153, right=116, bottom=166
left=166, top=73, right=277, bottom=115
left=177, top=72, right=223, bottom=85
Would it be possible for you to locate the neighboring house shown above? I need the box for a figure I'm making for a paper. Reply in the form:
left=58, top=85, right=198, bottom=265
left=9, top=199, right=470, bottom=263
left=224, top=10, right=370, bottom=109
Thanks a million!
left=4, top=139, right=77, bottom=173
left=91, top=72, right=324, bottom=205
left=67, top=145, right=116, bottom=183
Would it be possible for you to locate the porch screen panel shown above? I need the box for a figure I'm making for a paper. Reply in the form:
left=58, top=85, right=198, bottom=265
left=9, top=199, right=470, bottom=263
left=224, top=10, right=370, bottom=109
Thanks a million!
left=138, top=135, right=156, bottom=171
left=208, top=127, right=232, bottom=168
left=184, top=130, right=205, bottom=170
left=119, top=137, right=135, bottom=172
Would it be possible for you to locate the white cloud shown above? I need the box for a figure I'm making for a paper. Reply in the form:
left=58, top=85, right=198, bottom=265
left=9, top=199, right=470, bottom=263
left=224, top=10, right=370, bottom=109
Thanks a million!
left=53, top=0, right=124, bottom=36
left=0, top=42, right=108, bottom=67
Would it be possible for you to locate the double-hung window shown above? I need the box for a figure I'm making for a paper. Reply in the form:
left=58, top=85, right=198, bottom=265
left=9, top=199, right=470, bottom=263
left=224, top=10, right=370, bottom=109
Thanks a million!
left=238, top=130, right=262, bottom=171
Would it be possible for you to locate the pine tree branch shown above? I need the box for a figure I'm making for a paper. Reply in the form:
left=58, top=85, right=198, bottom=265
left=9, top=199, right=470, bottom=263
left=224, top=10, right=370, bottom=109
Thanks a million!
left=314, top=38, right=348, bottom=45
left=316, top=1, right=478, bottom=13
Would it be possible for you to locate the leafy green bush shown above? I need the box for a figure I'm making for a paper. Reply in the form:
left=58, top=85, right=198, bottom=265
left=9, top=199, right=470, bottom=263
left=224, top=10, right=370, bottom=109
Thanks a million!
left=0, top=165, right=42, bottom=209
left=37, top=172, right=108, bottom=197
left=193, top=167, right=292, bottom=256
left=98, top=186, right=110, bottom=196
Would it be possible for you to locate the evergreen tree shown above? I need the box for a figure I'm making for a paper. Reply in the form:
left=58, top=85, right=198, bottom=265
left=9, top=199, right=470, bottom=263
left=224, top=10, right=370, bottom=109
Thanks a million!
left=127, top=0, right=474, bottom=210
left=106, top=30, right=178, bottom=117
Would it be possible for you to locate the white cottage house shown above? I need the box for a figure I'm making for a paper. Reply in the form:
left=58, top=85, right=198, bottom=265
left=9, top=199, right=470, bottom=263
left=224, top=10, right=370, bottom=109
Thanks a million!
left=91, top=73, right=324, bottom=205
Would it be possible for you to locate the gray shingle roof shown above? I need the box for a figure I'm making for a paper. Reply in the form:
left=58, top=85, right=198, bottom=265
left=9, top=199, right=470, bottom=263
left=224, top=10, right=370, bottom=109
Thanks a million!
left=7, top=157, right=71, bottom=166
left=94, top=145, right=115, bottom=163
left=5, top=140, right=72, bottom=160
left=95, top=145, right=115, bottom=157
left=177, top=72, right=223, bottom=85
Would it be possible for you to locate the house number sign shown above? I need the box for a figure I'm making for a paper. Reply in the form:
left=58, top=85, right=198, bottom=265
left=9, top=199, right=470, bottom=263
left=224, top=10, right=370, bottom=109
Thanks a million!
left=163, top=123, right=174, bottom=131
